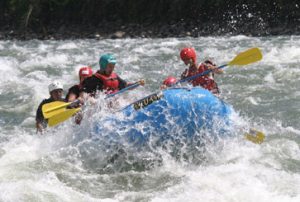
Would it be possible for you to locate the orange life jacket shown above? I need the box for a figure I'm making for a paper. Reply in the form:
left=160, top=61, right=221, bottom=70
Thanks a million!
left=94, top=72, right=119, bottom=94
left=184, top=63, right=219, bottom=94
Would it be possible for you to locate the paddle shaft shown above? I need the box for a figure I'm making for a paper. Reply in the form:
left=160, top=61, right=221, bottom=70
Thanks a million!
left=105, top=82, right=141, bottom=99
left=43, top=81, right=141, bottom=117
left=176, top=47, right=262, bottom=85
left=123, top=65, right=228, bottom=110
left=46, top=82, right=141, bottom=126
left=123, top=47, right=263, bottom=108
left=175, top=64, right=227, bottom=85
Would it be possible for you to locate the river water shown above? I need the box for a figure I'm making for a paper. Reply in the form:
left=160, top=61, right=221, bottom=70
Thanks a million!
left=0, top=36, right=299, bottom=201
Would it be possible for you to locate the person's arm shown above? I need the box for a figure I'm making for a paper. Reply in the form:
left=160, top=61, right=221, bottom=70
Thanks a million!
left=82, top=77, right=103, bottom=96
left=35, top=101, right=46, bottom=134
left=36, top=122, right=44, bottom=133
left=137, top=79, right=145, bottom=86
left=180, top=69, right=189, bottom=79
left=160, top=84, right=168, bottom=90
left=117, top=76, right=145, bottom=90
left=126, top=79, right=145, bottom=87
left=117, top=76, right=128, bottom=90
left=80, top=91, right=97, bottom=105
left=204, top=60, right=223, bottom=74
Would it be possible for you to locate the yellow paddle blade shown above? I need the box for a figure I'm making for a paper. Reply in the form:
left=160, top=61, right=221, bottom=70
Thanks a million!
left=228, top=48, right=263, bottom=66
left=48, top=108, right=81, bottom=127
left=43, top=105, right=67, bottom=119
left=245, top=128, right=265, bottom=144
left=42, top=101, right=72, bottom=119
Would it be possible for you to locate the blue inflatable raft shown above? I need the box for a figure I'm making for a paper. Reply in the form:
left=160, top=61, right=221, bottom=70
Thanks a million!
left=92, top=87, right=233, bottom=147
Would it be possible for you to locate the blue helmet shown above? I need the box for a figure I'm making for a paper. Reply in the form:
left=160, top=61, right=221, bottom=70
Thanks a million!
left=99, top=54, right=117, bottom=70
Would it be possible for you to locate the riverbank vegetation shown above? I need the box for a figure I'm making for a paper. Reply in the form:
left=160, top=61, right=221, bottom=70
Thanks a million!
left=1, top=0, right=299, bottom=39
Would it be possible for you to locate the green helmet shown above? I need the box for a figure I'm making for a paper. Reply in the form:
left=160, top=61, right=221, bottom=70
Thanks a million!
left=99, top=54, right=117, bottom=70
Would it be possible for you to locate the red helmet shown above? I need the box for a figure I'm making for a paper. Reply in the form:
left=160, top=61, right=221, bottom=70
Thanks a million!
left=79, top=66, right=93, bottom=78
left=180, top=48, right=196, bottom=62
left=163, top=76, right=177, bottom=87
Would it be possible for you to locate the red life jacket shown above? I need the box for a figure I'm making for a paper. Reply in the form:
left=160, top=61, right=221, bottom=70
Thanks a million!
left=94, top=72, right=119, bottom=94
left=184, top=63, right=219, bottom=94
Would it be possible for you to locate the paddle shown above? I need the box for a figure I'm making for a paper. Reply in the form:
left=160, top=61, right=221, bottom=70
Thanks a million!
left=178, top=47, right=265, bottom=144
left=42, top=81, right=143, bottom=119
left=245, top=128, right=265, bottom=144
left=48, top=107, right=81, bottom=127
left=121, top=48, right=265, bottom=144
left=175, top=47, right=263, bottom=85
left=42, top=80, right=144, bottom=127
left=105, top=80, right=143, bottom=99
left=41, top=100, right=81, bottom=127
left=124, top=47, right=263, bottom=110
left=42, top=100, right=80, bottom=119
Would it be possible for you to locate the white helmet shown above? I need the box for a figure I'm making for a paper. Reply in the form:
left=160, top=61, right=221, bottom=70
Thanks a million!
left=48, top=80, right=63, bottom=93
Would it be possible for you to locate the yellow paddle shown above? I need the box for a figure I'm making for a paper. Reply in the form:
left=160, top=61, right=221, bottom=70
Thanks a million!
left=42, top=100, right=81, bottom=127
left=42, top=101, right=75, bottom=119
left=177, top=47, right=263, bottom=84
left=244, top=128, right=265, bottom=144
left=228, top=47, right=263, bottom=66
left=42, top=81, right=144, bottom=127
left=42, top=81, right=143, bottom=120
left=229, top=48, right=265, bottom=144
left=125, top=48, right=264, bottom=109
left=177, top=47, right=265, bottom=144
left=228, top=48, right=265, bottom=144
left=48, top=107, right=81, bottom=127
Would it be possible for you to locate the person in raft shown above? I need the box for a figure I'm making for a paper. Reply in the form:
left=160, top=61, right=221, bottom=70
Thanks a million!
left=65, top=66, right=94, bottom=124
left=179, top=47, right=223, bottom=95
left=35, top=81, right=64, bottom=133
left=160, top=76, right=177, bottom=89
left=82, top=53, right=144, bottom=96
left=66, top=66, right=93, bottom=102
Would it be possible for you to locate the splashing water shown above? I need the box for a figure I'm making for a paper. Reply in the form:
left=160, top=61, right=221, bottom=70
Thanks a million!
left=0, top=36, right=299, bottom=201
